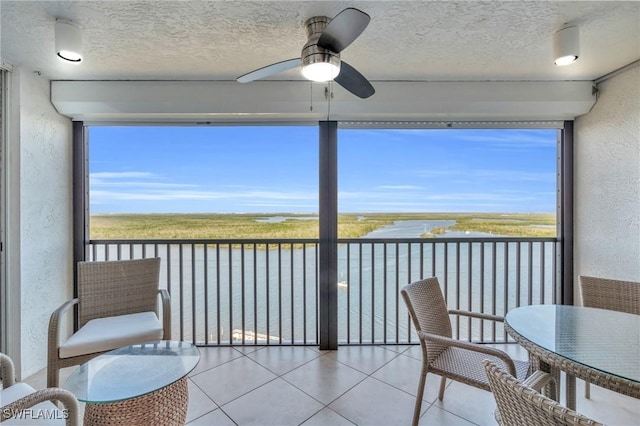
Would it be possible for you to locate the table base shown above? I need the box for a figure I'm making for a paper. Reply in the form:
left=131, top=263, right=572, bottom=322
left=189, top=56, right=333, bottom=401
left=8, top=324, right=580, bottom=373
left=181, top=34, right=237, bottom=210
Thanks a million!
left=513, top=330, right=639, bottom=411
left=84, top=377, right=189, bottom=426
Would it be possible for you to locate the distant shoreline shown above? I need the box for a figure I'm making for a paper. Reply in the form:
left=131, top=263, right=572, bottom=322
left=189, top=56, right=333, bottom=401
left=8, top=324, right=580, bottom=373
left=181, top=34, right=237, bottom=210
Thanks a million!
left=90, top=212, right=556, bottom=240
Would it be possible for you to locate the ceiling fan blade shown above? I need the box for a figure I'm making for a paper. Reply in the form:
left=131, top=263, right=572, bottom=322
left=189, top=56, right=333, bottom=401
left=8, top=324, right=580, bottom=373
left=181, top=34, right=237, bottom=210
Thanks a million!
left=317, top=8, right=370, bottom=53
left=334, top=61, right=375, bottom=99
left=237, top=58, right=301, bottom=83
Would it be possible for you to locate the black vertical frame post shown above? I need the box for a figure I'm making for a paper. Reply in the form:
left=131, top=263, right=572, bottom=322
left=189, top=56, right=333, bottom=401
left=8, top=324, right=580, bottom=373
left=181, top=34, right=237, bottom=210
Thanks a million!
left=560, top=121, right=574, bottom=305
left=72, top=121, right=88, bottom=328
left=318, top=120, right=338, bottom=349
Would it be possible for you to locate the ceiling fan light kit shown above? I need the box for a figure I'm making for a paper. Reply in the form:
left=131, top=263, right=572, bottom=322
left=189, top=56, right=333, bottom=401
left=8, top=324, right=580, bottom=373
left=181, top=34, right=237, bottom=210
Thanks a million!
left=237, top=8, right=375, bottom=98
left=553, top=25, right=579, bottom=66
left=301, top=61, right=340, bottom=82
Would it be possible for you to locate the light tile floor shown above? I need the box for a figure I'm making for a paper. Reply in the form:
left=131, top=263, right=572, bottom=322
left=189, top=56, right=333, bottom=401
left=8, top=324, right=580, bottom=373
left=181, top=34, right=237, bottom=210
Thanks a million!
left=25, top=344, right=639, bottom=425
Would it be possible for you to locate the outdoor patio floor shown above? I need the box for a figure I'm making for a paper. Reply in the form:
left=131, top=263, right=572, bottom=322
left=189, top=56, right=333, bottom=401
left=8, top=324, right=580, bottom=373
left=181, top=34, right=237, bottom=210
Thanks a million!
left=25, top=344, right=639, bottom=425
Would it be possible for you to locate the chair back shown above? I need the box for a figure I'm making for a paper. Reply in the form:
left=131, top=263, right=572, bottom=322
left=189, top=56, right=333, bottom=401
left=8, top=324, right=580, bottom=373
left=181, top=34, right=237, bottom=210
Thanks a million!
left=483, top=360, right=602, bottom=426
left=0, top=352, right=16, bottom=387
left=579, top=276, right=640, bottom=315
left=77, top=257, right=161, bottom=328
left=401, top=277, right=452, bottom=363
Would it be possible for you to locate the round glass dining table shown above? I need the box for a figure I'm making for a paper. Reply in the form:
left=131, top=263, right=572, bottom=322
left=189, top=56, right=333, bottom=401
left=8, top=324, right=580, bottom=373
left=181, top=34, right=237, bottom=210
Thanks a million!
left=505, top=305, right=639, bottom=409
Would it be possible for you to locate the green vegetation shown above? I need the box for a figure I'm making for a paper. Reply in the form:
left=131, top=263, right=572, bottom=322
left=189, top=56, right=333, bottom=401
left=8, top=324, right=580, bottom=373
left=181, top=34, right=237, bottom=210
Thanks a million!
left=424, top=213, right=556, bottom=237
left=90, top=212, right=555, bottom=240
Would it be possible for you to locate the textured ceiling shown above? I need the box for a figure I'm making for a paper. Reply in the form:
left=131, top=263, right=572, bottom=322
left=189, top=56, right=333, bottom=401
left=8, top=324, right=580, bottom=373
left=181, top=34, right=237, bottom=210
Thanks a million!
left=1, top=1, right=639, bottom=83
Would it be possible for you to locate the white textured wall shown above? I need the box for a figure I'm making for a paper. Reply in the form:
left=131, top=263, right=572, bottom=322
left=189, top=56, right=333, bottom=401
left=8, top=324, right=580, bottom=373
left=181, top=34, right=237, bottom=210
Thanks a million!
left=574, top=65, right=640, bottom=294
left=12, top=67, right=73, bottom=378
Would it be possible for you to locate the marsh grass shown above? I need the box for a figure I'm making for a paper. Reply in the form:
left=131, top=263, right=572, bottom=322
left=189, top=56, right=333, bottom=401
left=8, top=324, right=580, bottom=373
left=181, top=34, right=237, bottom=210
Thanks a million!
left=90, top=212, right=556, bottom=241
left=425, top=213, right=556, bottom=237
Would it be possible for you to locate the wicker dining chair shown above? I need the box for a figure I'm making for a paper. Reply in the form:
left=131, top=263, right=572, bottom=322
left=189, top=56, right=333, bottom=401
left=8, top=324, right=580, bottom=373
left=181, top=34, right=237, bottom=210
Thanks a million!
left=484, top=359, right=604, bottom=426
left=47, top=257, right=171, bottom=387
left=400, top=277, right=530, bottom=426
left=579, top=275, right=640, bottom=398
left=1, top=352, right=79, bottom=426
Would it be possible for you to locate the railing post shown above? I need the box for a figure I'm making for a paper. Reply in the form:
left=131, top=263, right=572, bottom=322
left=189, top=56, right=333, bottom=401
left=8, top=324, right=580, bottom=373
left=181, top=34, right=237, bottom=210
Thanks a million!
left=319, top=121, right=338, bottom=350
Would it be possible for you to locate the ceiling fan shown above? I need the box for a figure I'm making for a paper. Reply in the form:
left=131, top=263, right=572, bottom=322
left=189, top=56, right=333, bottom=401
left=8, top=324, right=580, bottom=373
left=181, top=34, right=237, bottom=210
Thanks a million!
left=237, top=8, right=375, bottom=99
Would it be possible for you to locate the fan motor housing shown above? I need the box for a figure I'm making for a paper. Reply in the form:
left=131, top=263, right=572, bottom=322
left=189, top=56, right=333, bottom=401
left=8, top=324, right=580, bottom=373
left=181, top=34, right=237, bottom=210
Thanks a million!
left=301, top=16, right=340, bottom=71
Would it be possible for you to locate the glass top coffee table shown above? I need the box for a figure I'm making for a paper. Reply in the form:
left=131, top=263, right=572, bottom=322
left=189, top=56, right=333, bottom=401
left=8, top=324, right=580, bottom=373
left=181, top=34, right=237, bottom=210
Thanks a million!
left=65, top=340, right=200, bottom=426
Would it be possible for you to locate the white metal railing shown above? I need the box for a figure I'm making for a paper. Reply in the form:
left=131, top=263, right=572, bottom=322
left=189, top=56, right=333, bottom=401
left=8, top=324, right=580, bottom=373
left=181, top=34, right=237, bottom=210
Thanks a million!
left=88, top=236, right=558, bottom=346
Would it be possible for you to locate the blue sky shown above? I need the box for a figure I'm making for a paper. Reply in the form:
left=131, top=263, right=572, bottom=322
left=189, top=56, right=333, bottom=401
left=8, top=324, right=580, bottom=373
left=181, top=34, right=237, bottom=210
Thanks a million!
left=89, top=126, right=557, bottom=213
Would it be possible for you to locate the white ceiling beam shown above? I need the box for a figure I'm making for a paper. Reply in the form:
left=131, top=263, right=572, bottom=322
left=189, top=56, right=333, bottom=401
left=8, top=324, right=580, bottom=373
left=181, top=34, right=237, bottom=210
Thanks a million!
left=51, top=80, right=596, bottom=123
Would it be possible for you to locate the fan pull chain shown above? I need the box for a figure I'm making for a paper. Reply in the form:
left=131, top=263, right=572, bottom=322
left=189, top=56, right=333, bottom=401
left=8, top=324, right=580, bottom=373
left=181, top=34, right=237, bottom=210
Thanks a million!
left=310, top=82, right=313, bottom=112
left=325, top=83, right=333, bottom=120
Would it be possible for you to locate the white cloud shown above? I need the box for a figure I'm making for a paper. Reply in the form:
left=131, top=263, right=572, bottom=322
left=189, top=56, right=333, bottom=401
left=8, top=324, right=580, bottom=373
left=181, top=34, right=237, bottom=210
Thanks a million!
left=343, top=129, right=556, bottom=149
left=410, top=169, right=554, bottom=182
left=453, top=132, right=556, bottom=147
left=91, top=187, right=317, bottom=203
left=242, top=202, right=318, bottom=209
left=92, top=181, right=199, bottom=189
left=91, top=172, right=156, bottom=179
left=89, top=172, right=156, bottom=183
left=376, top=185, right=422, bottom=190
left=91, top=172, right=318, bottom=202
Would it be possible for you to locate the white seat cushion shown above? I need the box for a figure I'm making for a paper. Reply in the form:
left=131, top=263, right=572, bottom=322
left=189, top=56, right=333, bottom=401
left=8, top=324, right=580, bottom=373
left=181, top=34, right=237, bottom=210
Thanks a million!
left=1, top=382, right=65, bottom=425
left=59, top=311, right=163, bottom=359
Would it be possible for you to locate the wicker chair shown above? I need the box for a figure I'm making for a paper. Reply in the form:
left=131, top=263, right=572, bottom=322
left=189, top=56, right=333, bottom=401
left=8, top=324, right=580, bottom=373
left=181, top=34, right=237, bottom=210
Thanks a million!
left=400, top=277, right=530, bottom=426
left=1, top=352, right=79, bottom=426
left=484, top=359, right=604, bottom=426
left=579, top=275, right=640, bottom=398
left=47, top=257, right=171, bottom=387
